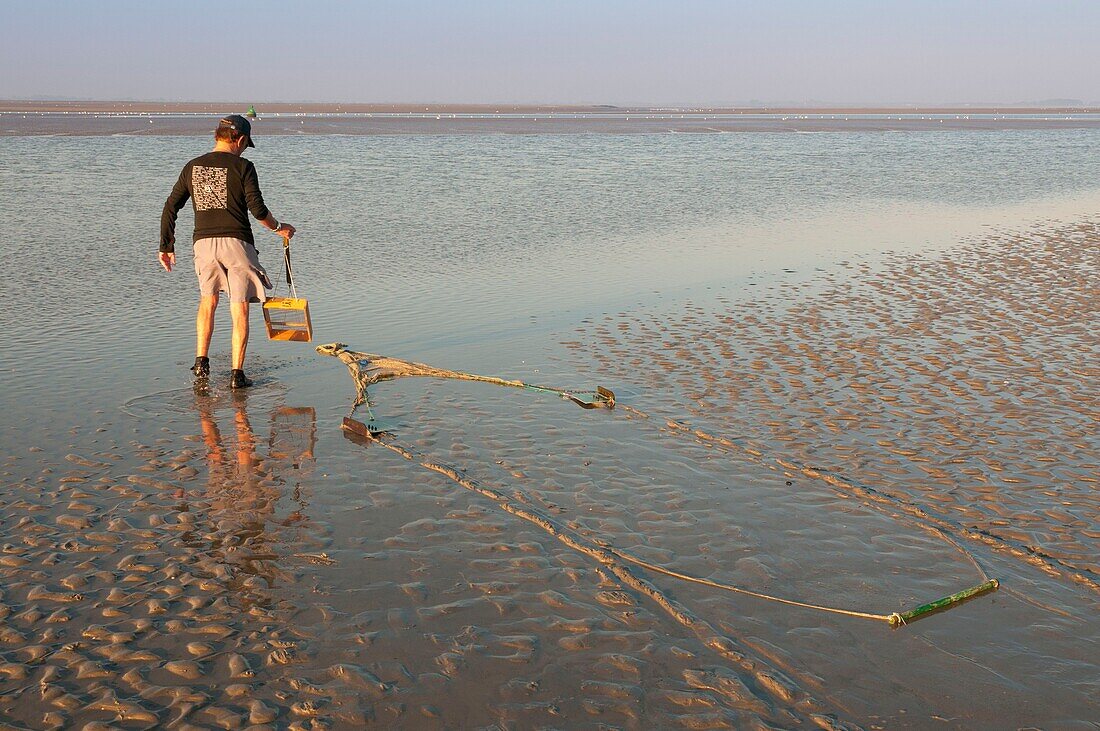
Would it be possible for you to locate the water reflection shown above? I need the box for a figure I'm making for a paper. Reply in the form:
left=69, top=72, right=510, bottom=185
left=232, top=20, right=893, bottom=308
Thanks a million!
left=193, top=392, right=316, bottom=490
left=196, top=391, right=261, bottom=476
left=191, top=391, right=318, bottom=602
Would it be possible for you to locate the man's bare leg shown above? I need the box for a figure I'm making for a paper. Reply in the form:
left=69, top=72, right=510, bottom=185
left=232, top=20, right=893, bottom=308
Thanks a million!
left=196, top=294, right=219, bottom=357
left=231, top=302, right=250, bottom=371
left=192, top=294, right=219, bottom=380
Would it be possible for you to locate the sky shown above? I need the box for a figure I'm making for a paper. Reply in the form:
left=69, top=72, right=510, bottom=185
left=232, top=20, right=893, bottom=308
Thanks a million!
left=1, top=0, right=1098, bottom=106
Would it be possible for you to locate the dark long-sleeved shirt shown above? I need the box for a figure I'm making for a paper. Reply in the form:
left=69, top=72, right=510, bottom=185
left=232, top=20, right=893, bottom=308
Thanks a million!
left=160, top=151, right=271, bottom=253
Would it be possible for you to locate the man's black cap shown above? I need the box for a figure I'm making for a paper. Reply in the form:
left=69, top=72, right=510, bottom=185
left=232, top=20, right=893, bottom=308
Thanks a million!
left=218, top=114, right=255, bottom=147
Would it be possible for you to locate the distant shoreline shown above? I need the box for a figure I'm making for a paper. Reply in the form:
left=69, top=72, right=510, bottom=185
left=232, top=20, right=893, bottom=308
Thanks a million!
left=3, top=100, right=1099, bottom=115
left=5, top=102, right=1099, bottom=136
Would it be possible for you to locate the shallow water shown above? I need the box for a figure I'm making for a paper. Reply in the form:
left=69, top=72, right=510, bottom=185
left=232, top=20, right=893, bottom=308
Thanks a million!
left=1, top=128, right=1098, bottom=728
left=5, top=109, right=1100, bottom=137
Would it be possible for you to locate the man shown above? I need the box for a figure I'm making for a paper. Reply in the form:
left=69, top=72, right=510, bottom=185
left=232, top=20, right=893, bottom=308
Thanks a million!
left=159, top=114, right=296, bottom=388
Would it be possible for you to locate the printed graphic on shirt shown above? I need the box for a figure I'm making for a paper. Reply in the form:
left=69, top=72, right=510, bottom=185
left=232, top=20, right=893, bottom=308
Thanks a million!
left=192, top=166, right=228, bottom=211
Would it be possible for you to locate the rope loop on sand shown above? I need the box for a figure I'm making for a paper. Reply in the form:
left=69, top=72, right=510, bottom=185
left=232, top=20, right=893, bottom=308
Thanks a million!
left=321, top=343, right=1001, bottom=629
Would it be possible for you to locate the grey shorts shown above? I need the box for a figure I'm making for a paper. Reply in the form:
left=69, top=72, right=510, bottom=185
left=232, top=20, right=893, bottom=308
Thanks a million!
left=193, top=237, right=271, bottom=303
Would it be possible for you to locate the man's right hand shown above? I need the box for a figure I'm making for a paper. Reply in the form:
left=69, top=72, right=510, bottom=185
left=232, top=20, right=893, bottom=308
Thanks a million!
left=277, top=223, right=296, bottom=241
left=159, top=251, right=176, bottom=272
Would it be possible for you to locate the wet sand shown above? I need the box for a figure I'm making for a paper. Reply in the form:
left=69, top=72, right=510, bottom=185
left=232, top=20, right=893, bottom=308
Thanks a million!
left=575, top=219, right=1099, bottom=589
left=1, top=217, right=1097, bottom=728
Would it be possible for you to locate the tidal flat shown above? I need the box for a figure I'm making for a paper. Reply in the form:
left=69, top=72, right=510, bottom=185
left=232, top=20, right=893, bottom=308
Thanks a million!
left=1, top=123, right=1097, bottom=728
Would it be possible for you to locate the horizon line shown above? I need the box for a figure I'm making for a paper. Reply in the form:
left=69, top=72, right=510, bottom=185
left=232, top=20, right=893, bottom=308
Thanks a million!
left=3, top=98, right=1099, bottom=113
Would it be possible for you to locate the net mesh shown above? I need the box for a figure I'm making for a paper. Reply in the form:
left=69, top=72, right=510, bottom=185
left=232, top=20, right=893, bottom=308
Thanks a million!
left=316, top=342, right=612, bottom=411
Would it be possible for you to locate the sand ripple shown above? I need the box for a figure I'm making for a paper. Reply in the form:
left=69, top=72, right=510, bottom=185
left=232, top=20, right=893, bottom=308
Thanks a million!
left=576, top=220, right=1099, bottom=589
left=2, top=220, right=1097, bottom=727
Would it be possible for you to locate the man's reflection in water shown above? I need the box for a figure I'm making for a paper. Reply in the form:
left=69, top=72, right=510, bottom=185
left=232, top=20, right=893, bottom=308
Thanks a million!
left=193, top=391, right=317, bottom=600
left=197, top=391, right=259, bottom=475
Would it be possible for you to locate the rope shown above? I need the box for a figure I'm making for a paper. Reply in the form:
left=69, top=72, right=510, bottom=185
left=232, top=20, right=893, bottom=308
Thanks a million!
left=282, top=241, right=298, bottom=300
left=660, top=416, right=1100, bottom=595
left=606, top=547, right=896, bottom=623
left=925, top=523, right=992, bottom=584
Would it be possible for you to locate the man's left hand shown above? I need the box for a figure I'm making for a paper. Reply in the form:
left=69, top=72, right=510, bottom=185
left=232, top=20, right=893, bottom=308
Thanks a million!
left=159, top=251, right=176, bottom=272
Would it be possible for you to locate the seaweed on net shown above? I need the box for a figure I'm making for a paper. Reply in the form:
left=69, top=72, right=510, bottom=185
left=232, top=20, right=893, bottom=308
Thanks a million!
left=316, top=342, right=614, bottom=415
